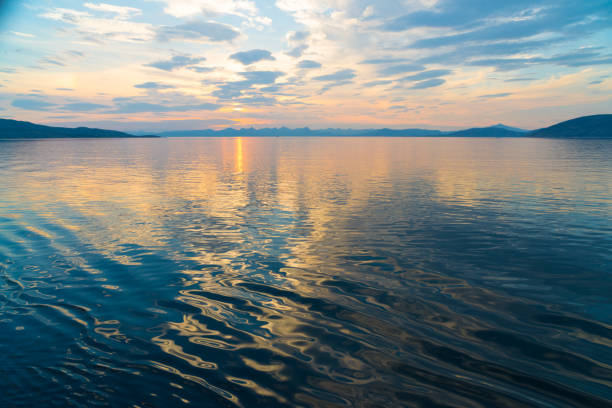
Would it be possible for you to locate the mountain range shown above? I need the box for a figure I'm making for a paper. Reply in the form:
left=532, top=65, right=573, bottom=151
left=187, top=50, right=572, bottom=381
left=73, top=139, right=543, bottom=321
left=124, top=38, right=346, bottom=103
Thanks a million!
left=1, top=115, right=610, bottom=139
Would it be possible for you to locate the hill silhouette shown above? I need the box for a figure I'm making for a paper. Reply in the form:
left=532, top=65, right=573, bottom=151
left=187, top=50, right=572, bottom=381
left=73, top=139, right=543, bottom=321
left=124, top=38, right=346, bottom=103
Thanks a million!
left=446, top=126, right=524, bottom=137
left=0, top=118, right=156, bottom=139
left=530, top=115, right=612, bottom=138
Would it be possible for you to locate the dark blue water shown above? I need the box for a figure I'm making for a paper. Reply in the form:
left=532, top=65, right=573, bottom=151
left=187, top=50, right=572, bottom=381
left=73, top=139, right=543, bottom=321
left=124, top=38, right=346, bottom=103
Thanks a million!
left=0, top=137, right=611, bottom=407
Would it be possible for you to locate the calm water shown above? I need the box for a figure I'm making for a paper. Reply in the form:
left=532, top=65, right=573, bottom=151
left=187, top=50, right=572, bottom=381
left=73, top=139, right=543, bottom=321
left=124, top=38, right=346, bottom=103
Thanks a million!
left=0, top=137, right=611, bottom=407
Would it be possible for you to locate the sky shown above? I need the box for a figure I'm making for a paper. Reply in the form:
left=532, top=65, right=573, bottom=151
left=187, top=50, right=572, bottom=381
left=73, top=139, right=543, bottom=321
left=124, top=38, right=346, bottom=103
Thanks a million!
left=0, top=0, right=611, bottom=131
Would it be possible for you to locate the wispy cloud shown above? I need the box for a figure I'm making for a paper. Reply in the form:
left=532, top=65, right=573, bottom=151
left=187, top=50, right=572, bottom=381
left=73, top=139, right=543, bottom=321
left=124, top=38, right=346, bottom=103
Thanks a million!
left=362, top=80, right=393, bottom=88
left=286, top=44, right=308, bottom=58
left=134, top=82, right=176, bottom=90
left=213, top=71, right=284, bottom=99
left=479, top=93, right=512, bottom=98
left=378, top=64, right=424, bottom=77
left=189, top=66, right=215, bottom=73
left=159, top=0, right=257, bottom=19
left=109, top=101, right=221, bottom=114
left=156, top=21, right=240, bottom=42
left=313, top=69, right=356, bottom=82
left=230, top=49, right=275, bottom=65
left=12, top=99, right=56, bottom=111
left=360, top=58, right=410, bottom=65
left=285, top=30, right=310, bottom=58
left=41, top=6, right=153, bottom=42
left=468, top=49, right=612, bottom=71
left=410, top=79, right=446, bottom=89
left=145, top=55, right=206, bottom=71
left=11, top=31, right=35, bottom=38
left=83, top=3, right=141, bottom=18
left=61, top=102, right=109, bottom=111
left=297, top=60, right=321, bottom=69
left=400, top=70, right=452, bottom=82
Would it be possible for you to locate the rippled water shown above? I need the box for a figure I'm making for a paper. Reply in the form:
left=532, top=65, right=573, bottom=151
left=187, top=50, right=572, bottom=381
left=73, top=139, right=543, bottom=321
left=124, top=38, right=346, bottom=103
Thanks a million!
left=0, top=137, right=611, bottom=407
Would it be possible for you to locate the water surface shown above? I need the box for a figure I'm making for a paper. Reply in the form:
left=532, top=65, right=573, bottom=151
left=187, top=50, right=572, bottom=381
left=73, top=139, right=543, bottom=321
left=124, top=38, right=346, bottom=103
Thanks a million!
left=0, top=137, right=611, bottom=407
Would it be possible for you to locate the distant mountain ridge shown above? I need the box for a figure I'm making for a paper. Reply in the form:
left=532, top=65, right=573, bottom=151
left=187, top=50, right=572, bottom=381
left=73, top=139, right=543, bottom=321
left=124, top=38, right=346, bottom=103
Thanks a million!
left=156, top=127, right=444, bottom=137
left=445, top=126, right=525, bottom=137
left=0, top=118, right=156, bottom=139
left=1, top=115, right=610, bottom=139
left=492, top=124, right=529, bottom=133
left=154, top=116, right=609, bottom=138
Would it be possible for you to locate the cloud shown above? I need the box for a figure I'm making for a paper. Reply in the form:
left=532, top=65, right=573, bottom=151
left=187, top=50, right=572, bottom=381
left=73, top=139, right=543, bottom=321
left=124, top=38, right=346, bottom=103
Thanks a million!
left=286, top=44, right=308, bottom=58
left=287, top=30, right=309, bottom=43
left=134, top=82, right=176, bottom=89
left=381, top=1, right=612, bottom=73
left=188, top=66, right=215, bottom=73
left=410, top=79, right=446, bottom=89
left=311, top=69, right=357, bottom=93
left=109, top=101, right=220, bottom=114
left=234, top=95, right=278, bottom=105
left=56, top=88, right=75, bottom=91
left=159, top=0, right=257, bottom=18
left=145, top=55, right=206, bottom=71
left=83, top=3, right=141, bottom=18
left=362, top=80, right=393, bottom=87
left=378, top=64, right=424, bottom=77
left=212, top=71, right=284, bottom=99
left=61, top=102, right=109, bottom=111
left=400, top=69, right=451, bottom=82
left=388, top=105, right=411, bottom=111
left=382, top=1, right=546, bottom=31
left=468, top=49, right=612, bottom=71
left=259, top=85, right=280, bottom=93
left=41, top=6, right=153, bottom=42
left=40, top=57, right=65, bottom=66
left=230, top=49, right=275, bottom=65
left=155, top=21, right=240, bottom=42
left=479, top=93, right=512, bottom=98
left=360, top=58, right=410, bottom=65
left=212, top=83, right=247, bottom=99
left=285, top=30, right=310, bottom=57
left=319, top=80, right=353, bottom=94
left=156, top=0, right=270, bottom=31
left=239, top=71, right=284, bottom=83
left=313, top=69, right=356, bottom=81
left=367, top=0, right=612, bottom=80
left=504, top=78, right=536, bottom=82
left=405, top=3, right=612, bottom=49
left=11, top=31, right=35, bottom=38
left=11, top=98, right=56, bottom=111
left=297, top=60, right=321, bottom=69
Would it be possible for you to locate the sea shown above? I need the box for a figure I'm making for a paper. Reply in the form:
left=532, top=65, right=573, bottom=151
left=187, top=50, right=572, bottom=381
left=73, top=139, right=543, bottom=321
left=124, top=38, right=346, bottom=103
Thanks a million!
left=0, top=137, right=611, bottom=407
